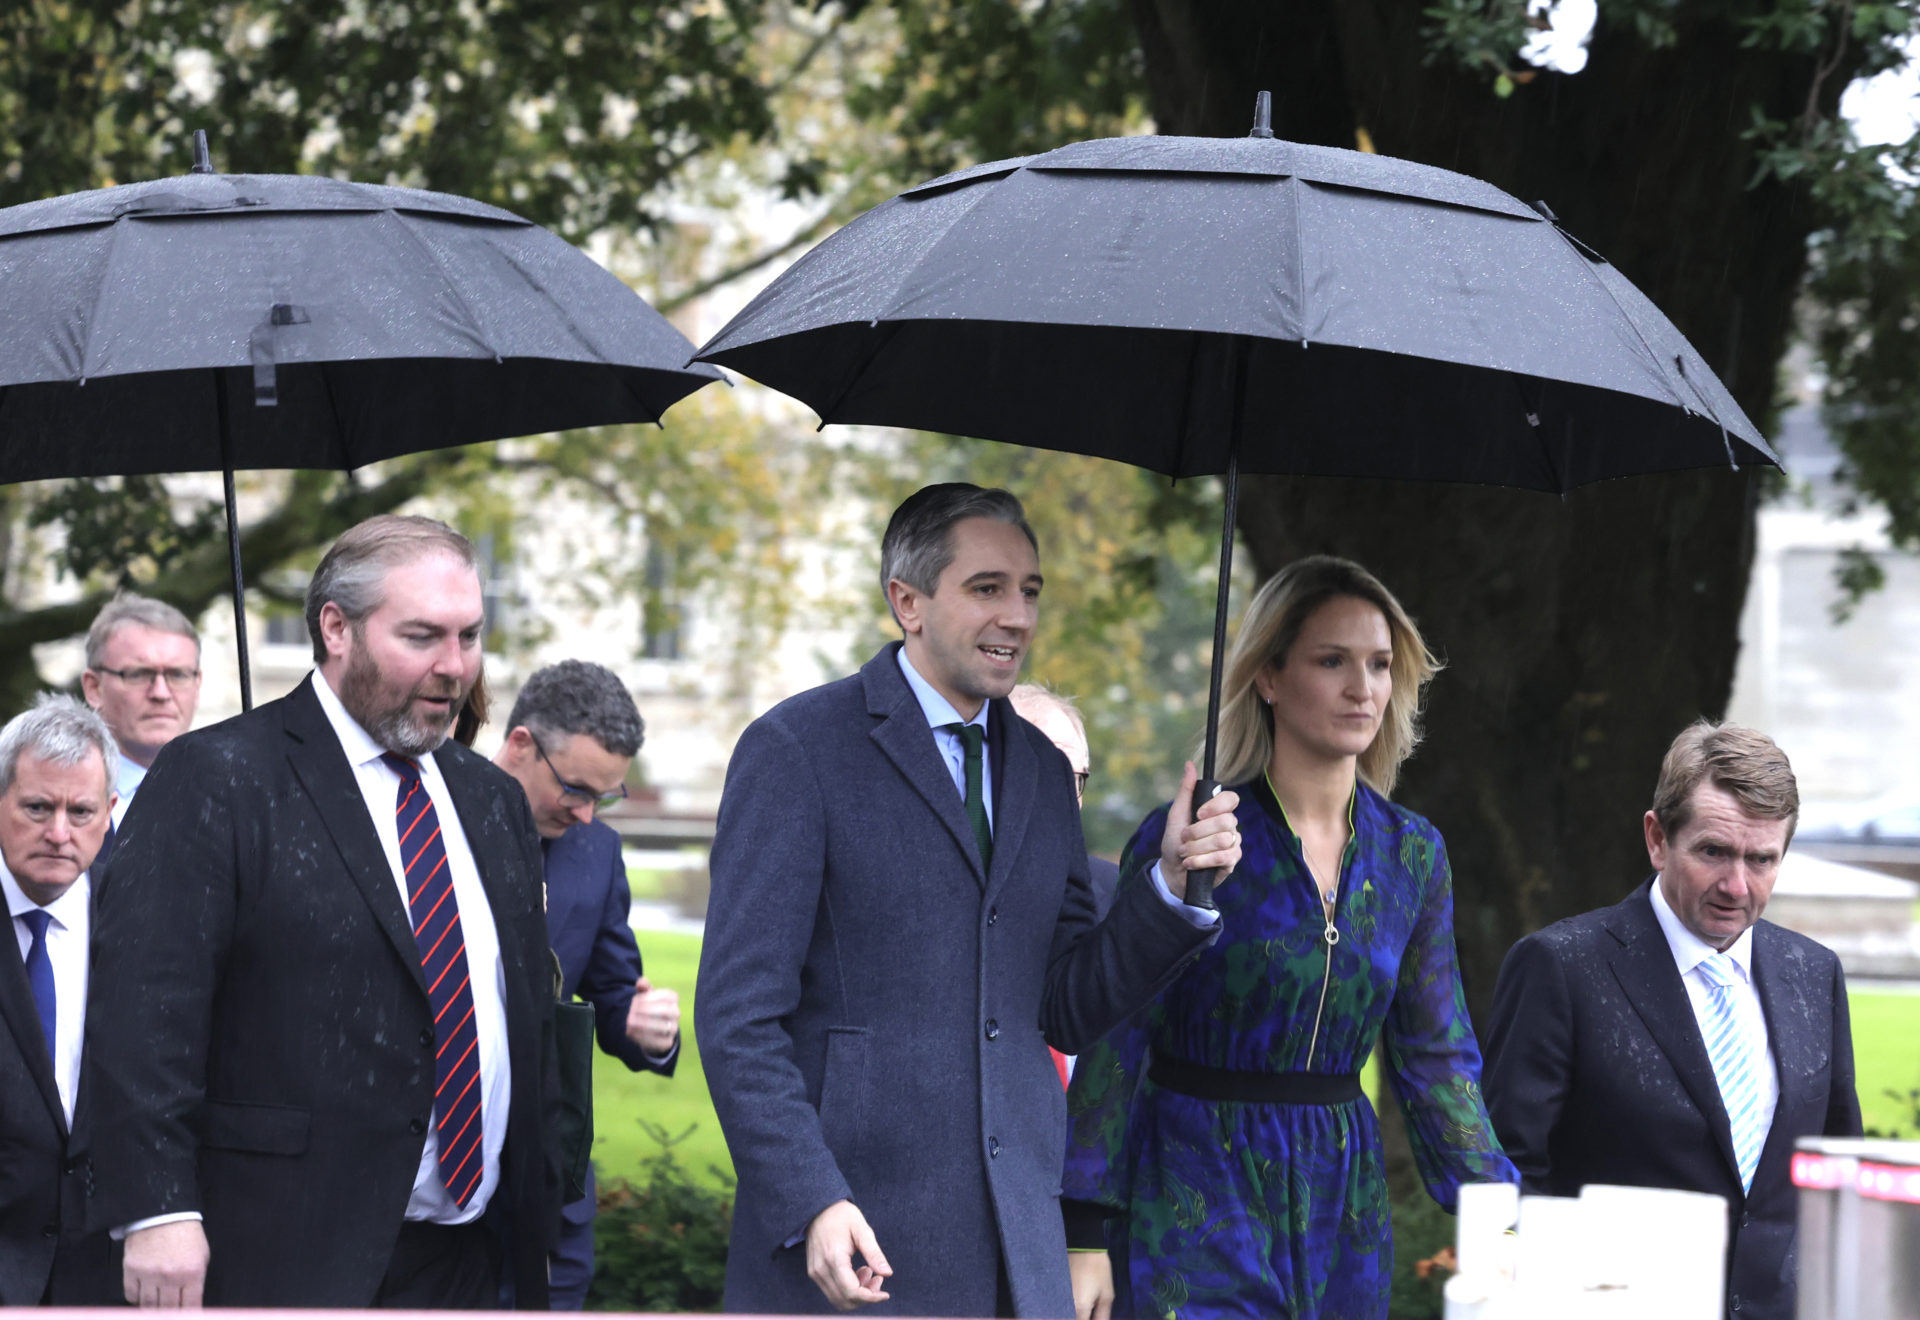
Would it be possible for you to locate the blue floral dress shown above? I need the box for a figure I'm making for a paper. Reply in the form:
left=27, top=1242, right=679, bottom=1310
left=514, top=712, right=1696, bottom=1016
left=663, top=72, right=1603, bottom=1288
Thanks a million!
left=1062, top=776, right=1515, bottom=1319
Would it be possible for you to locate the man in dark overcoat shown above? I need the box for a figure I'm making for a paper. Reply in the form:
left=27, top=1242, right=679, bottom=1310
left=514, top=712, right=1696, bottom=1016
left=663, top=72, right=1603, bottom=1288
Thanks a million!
left=697, top=484, right=1243, bottom=1318
left=86, top=515, right=557, bottom=1308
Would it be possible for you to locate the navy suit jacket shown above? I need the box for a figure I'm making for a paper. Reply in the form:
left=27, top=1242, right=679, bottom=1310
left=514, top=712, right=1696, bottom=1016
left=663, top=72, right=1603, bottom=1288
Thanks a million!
left=545, top=817, right=679, bottom=1078
left=1483, top=880, right=1861, bottom=1320
left=697, top=644, right=1216, bottom=1318
left=0, top=890, right=113, bottom=1304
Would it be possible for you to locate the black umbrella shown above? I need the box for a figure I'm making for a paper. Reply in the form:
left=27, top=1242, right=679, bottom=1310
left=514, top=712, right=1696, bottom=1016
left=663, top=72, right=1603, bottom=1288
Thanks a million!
left=0, top=132, right=721, bottom=708
left=697, top=93, right=1778, bottom=906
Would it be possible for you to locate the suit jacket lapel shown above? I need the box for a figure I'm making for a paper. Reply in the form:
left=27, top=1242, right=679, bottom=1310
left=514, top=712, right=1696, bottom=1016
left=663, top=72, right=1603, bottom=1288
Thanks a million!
left=1751, top=921, right=1816, bottom=1170
left=1605, top=883, right=1743, bottom=1185
left=863, top=648, right=989, bottom=887
left=984, top=698, right=1035, bottom=899
left=280, top=682, right=428, bottom=996
left=437, top=748, right=537, bottom=996
left=0, top=921, right=65, bottom=1133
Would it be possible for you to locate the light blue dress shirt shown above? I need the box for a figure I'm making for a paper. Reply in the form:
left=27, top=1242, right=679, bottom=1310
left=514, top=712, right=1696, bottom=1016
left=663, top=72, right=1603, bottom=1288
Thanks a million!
left=112, top=752, right=147, bottom=828
left=893, top=648, right=1214, bottom=927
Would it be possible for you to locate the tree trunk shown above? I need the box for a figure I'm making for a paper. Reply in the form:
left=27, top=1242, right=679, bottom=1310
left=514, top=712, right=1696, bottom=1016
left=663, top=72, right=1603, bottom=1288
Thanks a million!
left=1127, top=0, right=1862, bottom=1021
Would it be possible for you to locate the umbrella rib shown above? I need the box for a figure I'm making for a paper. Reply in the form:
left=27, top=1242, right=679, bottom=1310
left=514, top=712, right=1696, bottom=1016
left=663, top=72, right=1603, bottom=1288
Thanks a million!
left=1169, top=332, right=1206, bottom=479
left=1541, top=224, right=1699, bottom=419
left=382, top=210, right=508, bottom=360
left=76, top=216, right=139, bottom=382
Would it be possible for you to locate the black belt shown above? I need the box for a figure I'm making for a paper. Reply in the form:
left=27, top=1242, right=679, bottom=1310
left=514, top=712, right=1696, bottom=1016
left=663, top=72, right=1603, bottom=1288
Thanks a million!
left=1148, top=1053, right=1363, bottom=1105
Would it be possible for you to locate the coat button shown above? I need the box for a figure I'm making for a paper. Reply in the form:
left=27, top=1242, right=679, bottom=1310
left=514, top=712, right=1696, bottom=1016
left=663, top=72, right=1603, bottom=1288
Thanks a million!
left=42, top=1223, right=58, bottom=1238
left=421, top=1027, right=436, bottom=1048
left=985, top=1019, right=1000, bottom=1040
left=410, top=1116, right=427, bottom=1135
left=989, top=1136, right=1000, bottom=1158
left=987, top=907, right=998, bottom=926
left=62, top=1157, right=82, bottom=1175
left=1731, top=1297, right=1741, bottom=1313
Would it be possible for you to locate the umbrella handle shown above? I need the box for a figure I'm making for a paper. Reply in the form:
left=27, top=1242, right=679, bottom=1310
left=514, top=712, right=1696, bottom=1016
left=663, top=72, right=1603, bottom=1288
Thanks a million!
left=1182, top=778, right=1226, bottom=910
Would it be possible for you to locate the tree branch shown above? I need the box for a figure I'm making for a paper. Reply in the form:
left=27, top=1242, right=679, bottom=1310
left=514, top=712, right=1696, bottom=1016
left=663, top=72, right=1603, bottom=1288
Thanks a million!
left=656, top=209, right=837, bottom=315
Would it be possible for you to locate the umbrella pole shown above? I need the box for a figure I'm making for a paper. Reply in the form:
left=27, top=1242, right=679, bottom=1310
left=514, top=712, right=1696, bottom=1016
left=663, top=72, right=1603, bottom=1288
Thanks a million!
left=215, top=371, right=254, bottom=712
left=1184, top=339, right=1249, bottom=911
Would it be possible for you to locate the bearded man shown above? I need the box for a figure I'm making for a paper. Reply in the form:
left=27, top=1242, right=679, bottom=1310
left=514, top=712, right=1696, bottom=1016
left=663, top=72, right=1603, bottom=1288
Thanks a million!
left=85, top=515, right=556, bottom=1310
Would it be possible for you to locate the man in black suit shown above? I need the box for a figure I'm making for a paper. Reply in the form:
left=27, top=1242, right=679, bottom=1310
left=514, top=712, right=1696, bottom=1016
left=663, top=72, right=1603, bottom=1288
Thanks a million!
left=86, top=515, right=557, bottom=1309
left=490, top=659, right=681, bottom=1308
left=0, top=695, right=120, bottom=1304
left=1483, top=721, right=1861, bottom=1320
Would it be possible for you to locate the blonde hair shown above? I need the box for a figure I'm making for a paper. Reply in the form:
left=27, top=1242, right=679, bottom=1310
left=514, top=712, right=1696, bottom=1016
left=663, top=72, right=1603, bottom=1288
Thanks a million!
left=1212, top=556, right=1439, bottom=796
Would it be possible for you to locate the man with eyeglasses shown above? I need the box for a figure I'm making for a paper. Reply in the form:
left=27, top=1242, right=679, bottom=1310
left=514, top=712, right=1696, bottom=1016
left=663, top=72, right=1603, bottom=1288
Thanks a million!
left=79, top=594, right=200, bottom=869
left=491, top=659, right=680, bottom=1309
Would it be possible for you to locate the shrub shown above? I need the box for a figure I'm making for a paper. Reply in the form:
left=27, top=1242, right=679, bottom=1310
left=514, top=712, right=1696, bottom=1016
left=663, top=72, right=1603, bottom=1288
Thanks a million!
left=587, top=1122, right=734, bottom=1312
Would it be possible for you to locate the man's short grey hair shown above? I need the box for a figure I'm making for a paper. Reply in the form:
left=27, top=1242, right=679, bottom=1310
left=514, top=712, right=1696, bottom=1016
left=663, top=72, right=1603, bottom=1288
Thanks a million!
left=85, top=593, right=200, bottom=670
left=879, top=483, right=1038, bottom=622
left=505, top=660, right=645, bottom=758
left=1010, top=683, right=1086, bottom=742
left=0, top=694, right=119, bottom=798
left=305, top=515, right=479, bottom=662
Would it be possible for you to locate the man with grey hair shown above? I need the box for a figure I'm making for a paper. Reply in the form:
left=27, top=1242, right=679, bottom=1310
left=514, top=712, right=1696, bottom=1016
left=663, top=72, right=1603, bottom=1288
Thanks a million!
left=0, top=694, right=120, bottom=1303
left=80, top=593, right=201, bottom=868
left=491, top=659, right=680, bottom=1308
left=87, top=514, right=556, bottom=1309
left=699, top=482, right=1242, bottom=1317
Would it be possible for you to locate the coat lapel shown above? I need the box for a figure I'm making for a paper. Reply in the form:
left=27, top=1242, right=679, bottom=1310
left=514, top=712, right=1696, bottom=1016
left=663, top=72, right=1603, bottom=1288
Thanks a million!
left=0, top=918, right=65, bottom=1132
left=1751, top=921, right=1818, bottom=1171
left=984, top=697, right=1036, bottom=899
left=436, top=747, right=538, bottom=997
left=1604, top=882, right=1742, bottom=1185
left=863, top=647, right=989, bottom=886
left=280, top=681, right=428, bottom=996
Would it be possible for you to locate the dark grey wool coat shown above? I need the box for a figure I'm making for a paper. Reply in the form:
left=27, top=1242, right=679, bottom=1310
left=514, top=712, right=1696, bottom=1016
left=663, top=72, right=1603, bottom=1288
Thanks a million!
left=697, top=645, right=1216, bottom=1318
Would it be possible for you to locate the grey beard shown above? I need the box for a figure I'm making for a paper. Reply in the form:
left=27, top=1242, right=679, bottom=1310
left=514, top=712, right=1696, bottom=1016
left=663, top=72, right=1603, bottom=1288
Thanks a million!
left=367, top=704, right=450, bottom=757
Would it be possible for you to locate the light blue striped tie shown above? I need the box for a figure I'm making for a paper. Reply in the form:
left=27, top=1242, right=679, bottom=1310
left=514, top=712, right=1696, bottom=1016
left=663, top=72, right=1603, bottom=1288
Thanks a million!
left=1699, top=951, right=1764, bottom=1191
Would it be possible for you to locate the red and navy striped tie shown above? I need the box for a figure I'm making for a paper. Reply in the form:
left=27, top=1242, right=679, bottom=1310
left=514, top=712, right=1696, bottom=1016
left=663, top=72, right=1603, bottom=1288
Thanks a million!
left=386, top=753, right=485, bottom=1208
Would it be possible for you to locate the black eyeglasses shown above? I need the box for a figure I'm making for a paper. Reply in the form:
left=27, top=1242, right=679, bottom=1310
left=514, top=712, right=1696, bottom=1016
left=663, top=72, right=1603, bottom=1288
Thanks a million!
left=1073, top=770, right=1090, bottom=795
left=95, top=665, right=201, bottom=689
left=529, top=733, right=629, bottom=811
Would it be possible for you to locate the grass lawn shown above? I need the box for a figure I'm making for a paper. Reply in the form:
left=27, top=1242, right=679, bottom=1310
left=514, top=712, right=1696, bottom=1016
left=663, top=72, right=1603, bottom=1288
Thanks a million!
left=591, top=932, right=1920, bottom=1191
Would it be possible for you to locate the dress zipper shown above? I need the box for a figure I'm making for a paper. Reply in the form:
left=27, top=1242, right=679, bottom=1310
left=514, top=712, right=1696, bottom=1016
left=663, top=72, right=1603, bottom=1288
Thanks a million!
left=1303, top=915, right=1340, bottom=1071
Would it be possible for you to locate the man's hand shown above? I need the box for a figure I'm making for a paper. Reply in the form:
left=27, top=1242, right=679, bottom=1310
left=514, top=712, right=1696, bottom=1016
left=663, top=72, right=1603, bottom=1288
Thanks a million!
left=805, top=1199, right=892, bottom=1311
left=1069, top=1251, right=1115, bottom=1320
left=124, top=1220, right=209, bottom=1308
left=1158, top=761, right=1242, bottom=901
left=625, top=976, right=681, bottom=1056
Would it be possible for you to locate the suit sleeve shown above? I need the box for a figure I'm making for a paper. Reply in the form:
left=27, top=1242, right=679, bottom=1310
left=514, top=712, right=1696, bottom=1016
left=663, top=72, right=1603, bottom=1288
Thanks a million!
left=83, top=738, right=238, bottom=1231
left=1824, top=953, right=1863, bottom=1137
left=1038, top=800, right=1216, bottom=1057
left=695, top=716, right=850, bottom=1253
left=577, top=840, right=675, bottom=1075
left=1481, top=929, right=1575, bottom=1194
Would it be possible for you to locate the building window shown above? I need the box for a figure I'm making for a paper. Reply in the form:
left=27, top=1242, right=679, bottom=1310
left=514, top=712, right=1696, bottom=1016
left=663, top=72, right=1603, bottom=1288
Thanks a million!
left=642, top=544, right=682, bottom=661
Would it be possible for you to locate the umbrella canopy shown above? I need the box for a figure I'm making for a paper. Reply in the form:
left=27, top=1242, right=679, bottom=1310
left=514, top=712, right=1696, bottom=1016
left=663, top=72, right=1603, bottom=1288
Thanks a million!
left=0, top=162, right=718, bottom=478
left=700, top=120, right=1773, bottom=487
left=0, top=135, right=720, bottom=707
left=698, top=96, right=1777, bottom=905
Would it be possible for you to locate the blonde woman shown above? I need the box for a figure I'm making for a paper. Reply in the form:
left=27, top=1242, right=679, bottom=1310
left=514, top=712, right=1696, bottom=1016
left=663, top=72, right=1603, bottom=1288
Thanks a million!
left=1062, top=557, right=1514, bottom=1320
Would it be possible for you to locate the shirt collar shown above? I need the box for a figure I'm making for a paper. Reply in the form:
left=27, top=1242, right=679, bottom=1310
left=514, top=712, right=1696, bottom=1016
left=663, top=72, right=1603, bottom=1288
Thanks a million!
left=116, top=752, right=148, bottom=801
left=0, top=855, right=90, bottom=931
left=310, top=670, right=418, bottom=772
left=896, top=647, right=988, bottom=737
left=1649, top=875, right=1755, bottom=982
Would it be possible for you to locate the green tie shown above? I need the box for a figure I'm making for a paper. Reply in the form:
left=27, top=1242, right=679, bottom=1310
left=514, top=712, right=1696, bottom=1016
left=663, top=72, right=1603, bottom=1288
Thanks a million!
left=944, top=722, right=992, bottom=872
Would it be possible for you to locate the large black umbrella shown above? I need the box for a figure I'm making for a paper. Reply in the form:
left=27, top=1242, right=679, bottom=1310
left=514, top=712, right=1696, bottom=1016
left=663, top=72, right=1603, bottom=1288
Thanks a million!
left=698, top=94, right=1777, bottom=904
left=0, top=133, right=720, bottom=707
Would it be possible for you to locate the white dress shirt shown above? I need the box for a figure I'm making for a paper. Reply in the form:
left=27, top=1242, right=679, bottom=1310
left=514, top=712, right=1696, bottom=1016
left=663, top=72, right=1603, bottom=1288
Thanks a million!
left=111, top=752, right=147, bottom=829
left=894, top=648, right=1212, bottom=926
left=3, top=864, right=88, bottom=1128
left=311, top=671, right=513, bottom=1224
left=1649, top=877, right=1780, bottom=1142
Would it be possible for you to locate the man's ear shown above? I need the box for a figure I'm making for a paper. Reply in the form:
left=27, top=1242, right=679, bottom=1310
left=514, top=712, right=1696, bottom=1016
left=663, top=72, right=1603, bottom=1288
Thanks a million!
left=1643, top=810, right=1670, bottom=871
left=887, top=579, right=925, bottom=636
left=317, top=601, right=352, bottom=662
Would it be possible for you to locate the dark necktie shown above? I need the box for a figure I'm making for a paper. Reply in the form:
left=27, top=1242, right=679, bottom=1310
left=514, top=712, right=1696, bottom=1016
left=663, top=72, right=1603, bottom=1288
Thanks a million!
left=942, top=722, right=992, bottom=871
left=384, top=753, right=486, bottom=1208
left=19, top=908, right=55, bottom=1065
